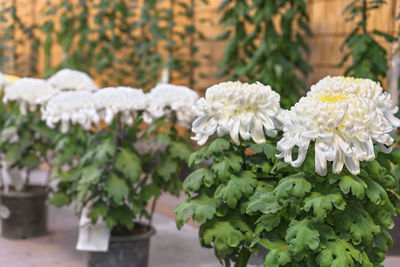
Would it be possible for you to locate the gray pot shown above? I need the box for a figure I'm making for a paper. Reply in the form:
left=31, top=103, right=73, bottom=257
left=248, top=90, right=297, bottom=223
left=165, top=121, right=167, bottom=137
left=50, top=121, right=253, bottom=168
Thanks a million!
left=0, top=186, right=48, bottom=239
left=88, top=224, right=156, bottom=267
left=387, top=215, right=400, bottom=255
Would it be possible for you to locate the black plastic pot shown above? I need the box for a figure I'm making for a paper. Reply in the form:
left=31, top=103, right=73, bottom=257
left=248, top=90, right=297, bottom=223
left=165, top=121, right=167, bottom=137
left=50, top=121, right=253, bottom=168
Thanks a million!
left=0, top=186, right=48, bottom=239
left=88, top=224, right=156, bottom=267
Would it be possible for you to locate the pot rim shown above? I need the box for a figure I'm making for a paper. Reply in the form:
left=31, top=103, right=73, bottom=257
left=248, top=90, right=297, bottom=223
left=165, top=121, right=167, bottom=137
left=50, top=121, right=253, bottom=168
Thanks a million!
left=110, top=223, right=156, bottom=242
left=0, top=186, right=49, bottom=198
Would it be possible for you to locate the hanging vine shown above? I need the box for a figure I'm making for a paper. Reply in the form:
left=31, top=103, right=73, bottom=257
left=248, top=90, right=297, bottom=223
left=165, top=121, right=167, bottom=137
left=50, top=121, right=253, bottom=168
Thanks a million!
left=217, top=0, right=312, bottom=108
left=39, top=0, right=204, bottom=90
left=340, top=0, right=397, bottom=83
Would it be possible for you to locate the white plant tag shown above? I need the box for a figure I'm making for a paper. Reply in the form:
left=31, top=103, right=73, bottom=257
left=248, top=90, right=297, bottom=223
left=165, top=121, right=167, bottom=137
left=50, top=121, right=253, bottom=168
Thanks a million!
left=76, top=206, right=110, bottom=252
left=0, top=204, right=10, bottom=219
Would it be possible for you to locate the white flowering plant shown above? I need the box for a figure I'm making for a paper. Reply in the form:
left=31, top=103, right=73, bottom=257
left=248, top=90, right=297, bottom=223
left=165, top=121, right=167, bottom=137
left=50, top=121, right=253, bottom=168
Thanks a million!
left=176, top=78, right=400, bottom=267
left=140, top=83, right=199, bottom=197
left=175, top=81, right=291, bottom=265
left=42, top=79, right=100, bottom=207
left=0, top=78, right=57, bottom=192
left=256, top=78, right=400, bottom=266
left=46, top=84, right=197, bottom=233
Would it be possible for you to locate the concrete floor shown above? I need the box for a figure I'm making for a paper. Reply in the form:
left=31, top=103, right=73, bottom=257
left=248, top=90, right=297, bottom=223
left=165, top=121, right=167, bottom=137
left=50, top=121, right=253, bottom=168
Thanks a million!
left=0, top=205, right=220, bottom=267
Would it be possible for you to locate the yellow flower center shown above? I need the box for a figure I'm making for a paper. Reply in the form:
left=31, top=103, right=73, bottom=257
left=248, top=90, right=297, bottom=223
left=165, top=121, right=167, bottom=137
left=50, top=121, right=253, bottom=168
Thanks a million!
left=317, top=94, right=348, bottom=103
left=330, top=77, right=363, bottom=83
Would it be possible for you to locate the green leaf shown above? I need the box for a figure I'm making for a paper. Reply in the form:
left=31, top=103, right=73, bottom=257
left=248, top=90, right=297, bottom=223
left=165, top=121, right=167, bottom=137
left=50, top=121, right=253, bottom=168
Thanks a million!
left=188, top=146, right=208, bottom=167
left=332, top=204, right=380, bottom=245
left=88, top=202, right=108, bottom=222
left=77, top=166, right=101, bottom=202
left=285, top=219, right=320, bottom=260
left=183, top=168, right=214, bottom=193
left=207, top=137, right=230, bottom=155
left=105, top=173, right=129, bottom=204
left=271, top=160, right=290, bottom=174
left=254, top=214, right=281, bottom=235
left=303, top=191, right=346, bottom=221
left=338, top=175, right=366, bottom=199
left=257, top=239, right=291, bottom=267
left=46, top=192, right=70, bottom=207
left=373, top=30, right=397, bottom=42
left=274, top=173, right=312, bottom=201
left=106, top=205, right=133, bottom=230
left=364, top=176, right=389, bottom=205
left=139, top=184, right=161, bottom=202
left=247, top=190, right=281, bottom=214
left=174, top=194, right=220, bottom=228
left=155, top=155, right=178, bottom=182
left=170, top=141, right=193, bottom=161
left=374, top=229, right=393, bottom=253
left=215, top=171, right=257, bottom=208
left=200, top=216, right=252, bottom=259
left=316, top=237, right=362, bottom=267
left=21, top=154, right=41, bottom=169
left=249, top=143, right=277, bottom=159
left=94, top=137, right=116, bottom=163
left=211, top=154, right=243, bottom=179
left=115, top=148, right=142, bottom=182
left=5, top=144, right=21, bottom=166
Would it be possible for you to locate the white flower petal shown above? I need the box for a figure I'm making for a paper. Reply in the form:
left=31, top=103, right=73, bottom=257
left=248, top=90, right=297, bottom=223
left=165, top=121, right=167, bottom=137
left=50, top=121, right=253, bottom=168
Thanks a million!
left=191, top=81, right=282, bottom=145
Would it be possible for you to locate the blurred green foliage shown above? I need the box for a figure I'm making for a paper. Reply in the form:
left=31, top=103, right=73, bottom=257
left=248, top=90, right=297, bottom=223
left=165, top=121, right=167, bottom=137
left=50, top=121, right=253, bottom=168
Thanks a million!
left=216, top=0, right=312, bottom=108
left=340, top=0, right=397, bottom=83
left=41, top=0, right=206, bottom=89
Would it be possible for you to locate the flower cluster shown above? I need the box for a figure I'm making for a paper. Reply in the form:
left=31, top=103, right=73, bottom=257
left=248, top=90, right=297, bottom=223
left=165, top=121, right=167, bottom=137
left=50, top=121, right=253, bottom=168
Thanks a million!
left=42, top=82, right=198, bottom=132
left=308, top=76, right=400, bottom=128
left=47, top=69, right=99, bottom=91
left=191, top=81, right=282, bottom=145
left=41, top=91, right=99, bottom=133
left=144, top=83, right=199, bottom=128
left=277, top=77, right=397, bottom=176
left=93, top=87, right=148, bottom=125
left=3, top=78, right=58, bottom=115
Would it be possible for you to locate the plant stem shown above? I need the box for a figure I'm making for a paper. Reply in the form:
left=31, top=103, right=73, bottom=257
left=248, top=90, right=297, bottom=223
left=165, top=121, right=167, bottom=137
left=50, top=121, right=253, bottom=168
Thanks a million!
left=25, top=168, right=31, bottom=190
left=148, top=196, right=158, bottom=229
left=362, top=0, right=367, bottom=34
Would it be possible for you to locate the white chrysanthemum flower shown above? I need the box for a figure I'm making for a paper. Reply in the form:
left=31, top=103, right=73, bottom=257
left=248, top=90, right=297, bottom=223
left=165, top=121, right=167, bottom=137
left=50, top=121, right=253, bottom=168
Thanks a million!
left=93, top=87, right=148, bottom=125
left=47, top=69, right=99, bottom=91
left=144, top=83, right=199, bottom=128
left=192, top=81, right=282, bottom=145
left=277, top=94, right=394, bottom=176
left=41, top=91, right=99, bottom=133
left=3, top=78, right=57, bottom=114
left=309, top=76, right=400, bottom=128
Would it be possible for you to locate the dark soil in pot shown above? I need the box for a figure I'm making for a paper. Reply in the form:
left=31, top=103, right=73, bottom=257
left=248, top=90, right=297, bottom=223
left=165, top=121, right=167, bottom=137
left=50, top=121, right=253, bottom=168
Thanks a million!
left=0, top=186, right=48, bottom=239
left=88, top=223, right=156, bottom=267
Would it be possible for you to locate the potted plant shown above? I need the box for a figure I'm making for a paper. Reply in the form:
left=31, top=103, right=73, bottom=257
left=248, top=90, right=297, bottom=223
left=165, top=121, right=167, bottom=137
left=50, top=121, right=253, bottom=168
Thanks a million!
left=262, top=76, right=400, bottom=266
left=176, top=78, right=400, bottom=266
left=43, top=84, right=198, bottom=267
left=42, top=69, right=100, bottom=207
left=175, top=81, right=286, bottom=266
left=0, top=78, right=58, bottom=239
